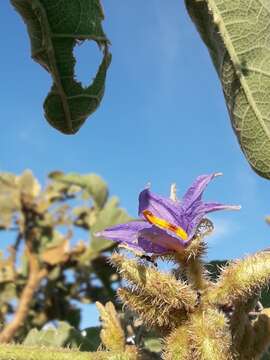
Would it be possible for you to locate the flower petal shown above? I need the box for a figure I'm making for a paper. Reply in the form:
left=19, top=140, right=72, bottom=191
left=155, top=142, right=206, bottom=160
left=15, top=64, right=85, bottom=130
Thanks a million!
left=182, top=173, right=221, bottom=210
left=137, top=237, right=169, bottom=254
left=138, top=226, right=189, bottom=254
left=138, top=188, right=183, bottom=228
left=202, top=202, right=241, bottom=213
left=185, top=202, right=241, bottom=238
left=95, top=221, right=151, bottom=250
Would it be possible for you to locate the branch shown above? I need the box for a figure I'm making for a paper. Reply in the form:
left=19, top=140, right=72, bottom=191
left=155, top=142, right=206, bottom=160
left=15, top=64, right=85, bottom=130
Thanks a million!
left=0, top=250, right=48, bottom=343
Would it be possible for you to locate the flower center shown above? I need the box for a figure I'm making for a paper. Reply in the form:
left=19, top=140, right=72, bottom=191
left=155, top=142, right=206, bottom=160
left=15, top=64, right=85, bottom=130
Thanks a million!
left=142, top=210, right=188, bottom=240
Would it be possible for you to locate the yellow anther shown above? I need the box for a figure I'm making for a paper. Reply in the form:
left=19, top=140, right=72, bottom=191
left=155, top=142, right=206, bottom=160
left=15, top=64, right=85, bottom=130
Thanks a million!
left=142, top=210, right=188, bottom=241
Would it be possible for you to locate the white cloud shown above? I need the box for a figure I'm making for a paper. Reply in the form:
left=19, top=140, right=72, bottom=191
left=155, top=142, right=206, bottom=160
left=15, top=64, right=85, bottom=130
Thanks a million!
left=207, top=218, right=237, bottom=245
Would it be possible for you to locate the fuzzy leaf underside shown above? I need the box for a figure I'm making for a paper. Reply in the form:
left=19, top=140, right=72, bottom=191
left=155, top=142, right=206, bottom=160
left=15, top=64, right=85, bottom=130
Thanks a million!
left=185, top=0, right=270, bottom=179
left=11, top=0, right=111, bottom=134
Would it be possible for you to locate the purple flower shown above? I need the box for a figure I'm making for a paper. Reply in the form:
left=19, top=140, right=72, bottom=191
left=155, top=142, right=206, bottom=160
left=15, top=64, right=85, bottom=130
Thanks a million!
left=96, top=173, right=240, bottom=254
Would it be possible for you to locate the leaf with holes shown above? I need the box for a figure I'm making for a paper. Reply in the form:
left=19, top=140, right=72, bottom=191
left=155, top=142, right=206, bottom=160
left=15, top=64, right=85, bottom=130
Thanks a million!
left=185, top=0, right=270, bottom=179
left=11, top=0, right=111, bottom=134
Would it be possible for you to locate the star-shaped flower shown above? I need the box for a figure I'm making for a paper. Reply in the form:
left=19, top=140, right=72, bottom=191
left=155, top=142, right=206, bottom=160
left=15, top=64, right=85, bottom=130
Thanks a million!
left=96, top=173, right=240, bottom=254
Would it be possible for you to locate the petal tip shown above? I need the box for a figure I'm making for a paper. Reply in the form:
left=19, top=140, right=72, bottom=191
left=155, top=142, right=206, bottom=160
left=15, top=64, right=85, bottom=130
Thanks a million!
left=228, top=205, right=241, bottom=210
left=234, top=205, right=241, bottom=210
left=145, top=182, right=151, bottom=189
left=214, top=172, right=223, bottom=177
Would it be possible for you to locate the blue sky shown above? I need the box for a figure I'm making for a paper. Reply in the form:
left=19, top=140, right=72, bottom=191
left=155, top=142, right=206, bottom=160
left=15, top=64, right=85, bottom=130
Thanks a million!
left=1, top=1, right=270, bottom=328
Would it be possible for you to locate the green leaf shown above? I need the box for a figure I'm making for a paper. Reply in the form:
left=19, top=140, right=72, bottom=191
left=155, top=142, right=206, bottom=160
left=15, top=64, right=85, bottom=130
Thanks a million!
left=23, top=322, right=100, bottom=351
left=90, top=197, right=131, bottom=253
left=11, top=0, right=111, bottom=134
left=185, top=0, right=270, bottom=179
left=49, top=172, right=108, bottom=208
left=81, top=327, right=101, bottom=351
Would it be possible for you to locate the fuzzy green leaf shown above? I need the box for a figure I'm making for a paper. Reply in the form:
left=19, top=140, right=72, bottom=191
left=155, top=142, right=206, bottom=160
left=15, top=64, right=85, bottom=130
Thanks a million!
left=49, top=172, right=108, bottom=208
left=186, top=0, right=270, bottom=179
left=23, top=322, right=99, bottom=351
left=11, top=0, right=111, bottom=134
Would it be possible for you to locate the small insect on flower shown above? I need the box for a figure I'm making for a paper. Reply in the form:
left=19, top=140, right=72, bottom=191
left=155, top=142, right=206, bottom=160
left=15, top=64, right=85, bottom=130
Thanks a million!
left=138, top=254, right=158, bottom=267
left=96, top=173, right=241, bottom=255
left=118, top=244, right=158, bottom=266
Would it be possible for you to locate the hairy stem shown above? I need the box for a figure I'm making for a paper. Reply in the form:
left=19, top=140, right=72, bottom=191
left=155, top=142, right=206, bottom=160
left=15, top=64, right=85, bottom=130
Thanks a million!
left=175, top=253, right=209, bottom=292
left=0, top=345, right=127, bottom=360
left=185, top=257, right=209, bottom=291
left=248, top=309, right=270, bottom=359
left=230, top=297, right=258, bottom=356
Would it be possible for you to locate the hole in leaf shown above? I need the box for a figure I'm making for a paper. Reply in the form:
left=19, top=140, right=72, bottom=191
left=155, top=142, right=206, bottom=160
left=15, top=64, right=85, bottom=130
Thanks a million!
left=74, top=40, right=103, bottom=88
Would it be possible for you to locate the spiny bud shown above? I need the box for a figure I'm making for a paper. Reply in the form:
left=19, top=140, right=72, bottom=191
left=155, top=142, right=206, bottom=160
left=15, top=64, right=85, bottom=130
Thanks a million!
left=112, top=253, right=197, bottom=311
left=118, top=287, right=186, bottom=330
left=96, top=301, right=125, bottom=352
left=207, top=251, right=270, bottom=305
left=163, top=324, right=191, bottom=360
left=189, top=309, right=233, bottom=360
left=175, top=236, right=207, bottom=265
